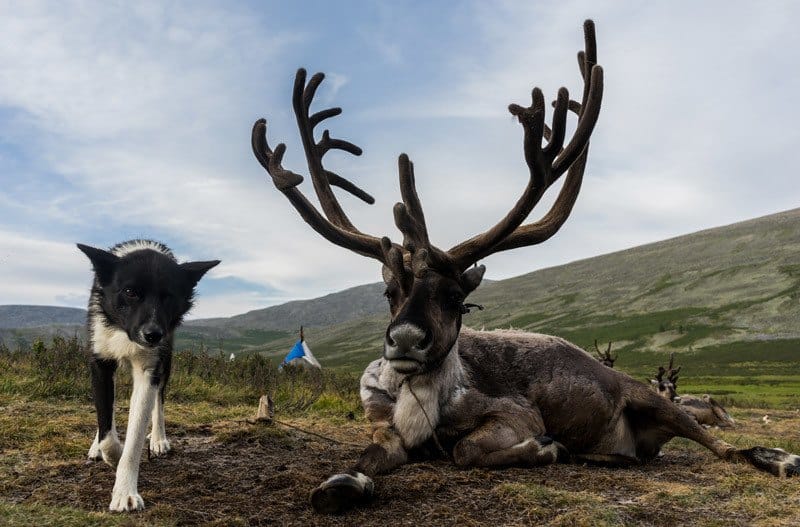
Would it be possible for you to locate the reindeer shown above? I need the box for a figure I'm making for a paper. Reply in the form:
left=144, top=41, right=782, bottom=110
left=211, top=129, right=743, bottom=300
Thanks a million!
left=651, top=353, right=735, bottom=428
left=650, top=352, right=682, bottom=401
left=593, top=339, right=617, bottom=368
left=251, top=20, right=799, bottom=514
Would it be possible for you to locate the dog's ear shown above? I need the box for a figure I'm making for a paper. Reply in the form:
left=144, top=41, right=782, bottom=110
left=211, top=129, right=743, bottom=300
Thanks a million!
left=181, top=260, right=220, bottom=286
left=77, top=244, right=119, bottom=286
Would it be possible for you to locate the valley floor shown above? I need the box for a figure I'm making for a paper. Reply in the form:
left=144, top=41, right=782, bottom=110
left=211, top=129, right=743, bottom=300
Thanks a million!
left=2, top=399, right=800, bottom=526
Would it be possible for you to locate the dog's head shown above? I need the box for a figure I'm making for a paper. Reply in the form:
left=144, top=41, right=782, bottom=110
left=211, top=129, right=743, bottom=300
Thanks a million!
left=78, top=242, right=220, bottom=348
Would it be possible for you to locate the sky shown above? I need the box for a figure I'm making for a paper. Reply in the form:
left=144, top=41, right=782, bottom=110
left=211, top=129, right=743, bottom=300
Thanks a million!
left=1, top=1, right=799, bottom=319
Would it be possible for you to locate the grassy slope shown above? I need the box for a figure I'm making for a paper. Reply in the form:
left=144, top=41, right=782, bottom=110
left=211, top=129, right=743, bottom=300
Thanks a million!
left=250, top=210, right=800, bottom=390
left=3, top=208, right=799, bottom=402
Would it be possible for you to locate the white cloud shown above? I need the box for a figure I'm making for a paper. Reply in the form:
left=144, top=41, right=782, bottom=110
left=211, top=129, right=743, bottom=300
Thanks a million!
left=0, top=229, right=89, bottom=306
left=1, top=1, right=799, bottom=317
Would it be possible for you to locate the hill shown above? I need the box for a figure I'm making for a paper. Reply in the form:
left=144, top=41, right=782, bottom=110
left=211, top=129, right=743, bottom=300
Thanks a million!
left=0, top=305, right=85, bottom=329
left=4, top=208, right=800, bottom=381
left=220, top=207, right=800, bottom=379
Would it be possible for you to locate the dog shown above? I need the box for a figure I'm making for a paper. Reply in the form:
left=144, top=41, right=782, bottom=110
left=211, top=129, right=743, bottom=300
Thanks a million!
left=77, top=239, right=219, bottom=512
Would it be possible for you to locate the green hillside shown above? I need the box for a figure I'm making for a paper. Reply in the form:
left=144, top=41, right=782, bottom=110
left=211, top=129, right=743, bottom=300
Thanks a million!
left=206, top=208, right=800, bottom=408
left=4, top=208, right=800, bottom=403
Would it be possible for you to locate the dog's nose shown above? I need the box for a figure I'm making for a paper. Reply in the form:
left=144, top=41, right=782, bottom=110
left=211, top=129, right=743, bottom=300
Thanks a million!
left=142, top=325, right=164, bottom=345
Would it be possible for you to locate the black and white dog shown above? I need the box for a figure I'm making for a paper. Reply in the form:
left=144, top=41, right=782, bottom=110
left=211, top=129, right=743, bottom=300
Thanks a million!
left=77, top=239, right=219, bottom=512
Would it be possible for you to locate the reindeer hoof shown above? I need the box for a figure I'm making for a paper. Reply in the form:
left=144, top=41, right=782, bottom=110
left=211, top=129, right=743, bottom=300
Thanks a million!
left=740, top=447, right=800, bottom=477
left=310, top=472, right=374, bottom=514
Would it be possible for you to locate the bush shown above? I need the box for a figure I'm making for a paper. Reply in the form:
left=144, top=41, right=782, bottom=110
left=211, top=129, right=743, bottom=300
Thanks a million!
left=2, top=337, right=362, bottom=417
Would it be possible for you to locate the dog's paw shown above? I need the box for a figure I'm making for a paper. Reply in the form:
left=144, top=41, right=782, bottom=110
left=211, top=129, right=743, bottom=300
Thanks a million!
left=87, top=438, right=102, bottom=461
left=109, top=487, right=145, bottom=512
left=149, top=436, right=171, bottom=457
left=310, top=472, right=374, bottom=514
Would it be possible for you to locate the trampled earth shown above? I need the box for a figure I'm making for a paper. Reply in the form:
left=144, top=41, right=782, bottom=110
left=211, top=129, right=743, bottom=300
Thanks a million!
left=2, top=402, right=800, bottom=526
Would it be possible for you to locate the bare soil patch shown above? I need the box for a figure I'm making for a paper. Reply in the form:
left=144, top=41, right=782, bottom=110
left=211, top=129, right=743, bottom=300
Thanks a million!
left=3, top=412, right=800, bottom=526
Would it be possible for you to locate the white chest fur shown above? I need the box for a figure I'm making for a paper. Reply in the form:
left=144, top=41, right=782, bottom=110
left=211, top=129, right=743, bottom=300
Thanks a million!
left=379, top=346, right=466, bottom=449
left=393, top=379, right=441, bottom=449
left=91, top=318, right=149, bottom=362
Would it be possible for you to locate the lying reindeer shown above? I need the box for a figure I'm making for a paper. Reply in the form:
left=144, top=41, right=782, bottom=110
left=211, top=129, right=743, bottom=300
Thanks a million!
left=594, top=340, right=617, bottom=368
left=251, top=20, right=799, bottom=514
left=651, top=353, right=735, bottom=428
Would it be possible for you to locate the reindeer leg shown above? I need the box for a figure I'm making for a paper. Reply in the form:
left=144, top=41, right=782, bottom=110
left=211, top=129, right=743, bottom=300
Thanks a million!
left=636, top=388, right=800, bottom=477
left=452, top=416, right=565, bottom=467
left=310, top=425, right=407, bottom=514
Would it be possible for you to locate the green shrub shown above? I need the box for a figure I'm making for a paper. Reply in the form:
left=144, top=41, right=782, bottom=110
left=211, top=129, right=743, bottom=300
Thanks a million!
left=2, top=337, right=361, bottom=417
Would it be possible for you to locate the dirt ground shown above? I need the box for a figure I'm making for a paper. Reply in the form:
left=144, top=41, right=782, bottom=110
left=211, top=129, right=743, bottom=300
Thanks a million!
left=3, top=409, right=800, bottom=526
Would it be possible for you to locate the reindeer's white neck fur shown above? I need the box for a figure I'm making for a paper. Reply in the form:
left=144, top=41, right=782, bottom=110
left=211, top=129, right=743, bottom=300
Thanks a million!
left=380, top=343, right=466, bottom=449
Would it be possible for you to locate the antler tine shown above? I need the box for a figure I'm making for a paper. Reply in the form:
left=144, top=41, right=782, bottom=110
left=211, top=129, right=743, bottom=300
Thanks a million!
left=668, top=355, right=682, bottom=383
left=593, top=339, right=603, bottom=359
left=490, top=143, right=586, bottom=252
left=290, top=68, right=375, bottom=232
left=397, top=154, right=429, bottom=249
left=553, top=19, right=601, bottom=175
left=446, top=20, right=603, bottom=270
left=394, top=154, right=457, bottom=273
left=252, top=112, right=387, bottom=261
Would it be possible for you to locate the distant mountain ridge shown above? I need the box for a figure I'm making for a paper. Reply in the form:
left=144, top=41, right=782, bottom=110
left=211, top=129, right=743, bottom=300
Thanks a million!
left=186, top=282, right=386, bottom=332
left=3, top=208, right=800, bottom=373
left=0, top=305, right=86, bottom=329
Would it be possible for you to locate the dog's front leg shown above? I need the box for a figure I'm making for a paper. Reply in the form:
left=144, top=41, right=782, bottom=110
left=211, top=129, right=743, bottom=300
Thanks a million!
left=149, top=352, right=171, bottom=456
left=148, top=388, right=170, bottom=456
left=88, top=357, right=122, bottom=465
left=109, top=360, right=158, bottom=512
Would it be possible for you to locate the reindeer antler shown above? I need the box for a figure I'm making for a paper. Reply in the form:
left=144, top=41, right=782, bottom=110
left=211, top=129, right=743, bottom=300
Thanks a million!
left=252, top=70, right=395, bottom=261
left=593, top=339, right=616, bottom=362
left=446, top=20, right=603, bottom=269
left=666, top=352, right=681, bottom=385
left=655, top=353, right=681, bottom=384
left=253, top=20, right=603, bottom=279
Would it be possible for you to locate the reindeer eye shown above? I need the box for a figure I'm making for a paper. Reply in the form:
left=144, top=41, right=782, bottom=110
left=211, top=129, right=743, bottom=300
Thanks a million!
left=383, top=289, right=396, bottom=305
left=445, top=292, right=464, bottom=309
left=123, top=288, right=139, bottom=299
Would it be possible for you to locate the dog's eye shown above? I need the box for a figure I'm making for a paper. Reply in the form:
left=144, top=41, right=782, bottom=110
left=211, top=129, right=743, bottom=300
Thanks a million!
left=123, top=288, right=139, bottom=299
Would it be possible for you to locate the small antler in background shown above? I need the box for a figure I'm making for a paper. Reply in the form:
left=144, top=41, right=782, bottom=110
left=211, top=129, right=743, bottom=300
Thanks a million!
left=655, top=352, right=682, bottom=385
left=593, top=339, right=616, bottom=367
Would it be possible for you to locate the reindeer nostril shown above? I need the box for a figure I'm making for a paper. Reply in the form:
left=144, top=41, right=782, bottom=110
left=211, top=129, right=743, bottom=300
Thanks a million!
left=418, top=330, right=432, bottom=350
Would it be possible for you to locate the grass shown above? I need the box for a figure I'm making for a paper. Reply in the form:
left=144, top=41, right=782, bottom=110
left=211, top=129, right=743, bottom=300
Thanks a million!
left=2, top=337, right=800, bottom=526
left=0, top=336, right=361, bottom=412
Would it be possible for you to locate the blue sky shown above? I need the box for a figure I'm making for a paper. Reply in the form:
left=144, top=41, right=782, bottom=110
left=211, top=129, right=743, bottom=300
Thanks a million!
left=1, top=1, right=799, bottom=318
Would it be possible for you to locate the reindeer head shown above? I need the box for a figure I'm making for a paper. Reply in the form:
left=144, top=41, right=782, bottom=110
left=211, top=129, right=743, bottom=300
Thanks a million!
left=252, top=21, right=603, bottom=375
left=704, top=395, right=736, bottom=428
left=651, top=353, right=682, bottom=401
left=593, top=340, right=617, bottom=368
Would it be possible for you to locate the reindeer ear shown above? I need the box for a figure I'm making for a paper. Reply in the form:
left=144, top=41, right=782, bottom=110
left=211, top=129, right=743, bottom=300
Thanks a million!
left=381, top=265, right=394, bottom=285
left=181, top=260, right=220, bottom=286
left=77, top=244, right=119, bottom=286
left=461, top=265, right=486, bottom=295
